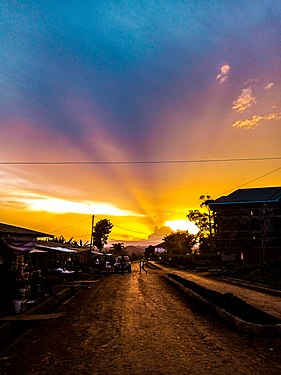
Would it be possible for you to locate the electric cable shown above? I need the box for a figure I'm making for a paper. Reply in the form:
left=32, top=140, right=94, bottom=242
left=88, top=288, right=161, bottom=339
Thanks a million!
left=52, top=217, right=90, bottom=234
left=1, top=156, right=281, bottom=165
left=213, top=166, right=281, bottom=199
left=34, top=164, right=281, bottom=241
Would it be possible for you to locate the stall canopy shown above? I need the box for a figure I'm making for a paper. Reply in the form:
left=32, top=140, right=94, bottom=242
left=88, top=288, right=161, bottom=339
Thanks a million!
left=29, top=249, right=47, bottom=253
left=3, top=236, right=38, bottom=253
left=91, top=250, right=104, bottom=256
left=0, top=223, right=53, bottom=254
left=36, top=244, right=78, bottom=253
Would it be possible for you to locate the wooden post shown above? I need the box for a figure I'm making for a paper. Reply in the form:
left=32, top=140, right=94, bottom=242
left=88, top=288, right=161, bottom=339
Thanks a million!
left=90, top=215, right=94, bottom=251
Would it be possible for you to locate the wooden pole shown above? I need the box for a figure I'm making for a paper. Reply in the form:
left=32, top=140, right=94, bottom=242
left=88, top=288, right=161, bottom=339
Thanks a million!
left=90, top=215, right=94, bottom=251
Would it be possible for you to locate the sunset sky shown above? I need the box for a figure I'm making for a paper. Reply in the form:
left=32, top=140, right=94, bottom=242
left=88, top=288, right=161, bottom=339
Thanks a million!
left=1, top=1, right=280, bottom=245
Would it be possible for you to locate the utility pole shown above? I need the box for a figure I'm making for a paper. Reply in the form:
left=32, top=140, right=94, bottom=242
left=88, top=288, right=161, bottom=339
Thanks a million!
left=90, top=215, right=94, bottom=251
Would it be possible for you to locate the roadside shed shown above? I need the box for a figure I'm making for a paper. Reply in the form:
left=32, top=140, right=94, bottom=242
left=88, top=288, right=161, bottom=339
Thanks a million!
left=0, top=223, right=53, bottom=311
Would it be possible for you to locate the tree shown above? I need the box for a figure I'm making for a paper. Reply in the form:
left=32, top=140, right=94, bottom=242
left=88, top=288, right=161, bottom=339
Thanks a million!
left=67, top=239, right=87, bottom=248
left=187, top=195, right=216, bottom=254
left=110, top=242, right=127, bottom=256
left=144, top=245, right=155, bottom=260
left=52, top=235, right=66, bottom=244
left=163, top=231, right=197, bottom=255
left=92, top=219, right=113, bottom=251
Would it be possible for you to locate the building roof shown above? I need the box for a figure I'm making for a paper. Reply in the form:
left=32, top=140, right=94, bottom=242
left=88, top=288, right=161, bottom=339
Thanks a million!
left=37, top=240, right=90, bottom=253
left=154, top=242, right=165, bottom=248
left=36, top=244, right=78, bottom=253
left=211, top=187, right=281, bottom=205
left=0, top=223, right=53, bottom=238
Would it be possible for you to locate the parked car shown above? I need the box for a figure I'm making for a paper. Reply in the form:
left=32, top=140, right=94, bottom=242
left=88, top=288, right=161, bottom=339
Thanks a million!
left=114, top=256, right=132, bottom=273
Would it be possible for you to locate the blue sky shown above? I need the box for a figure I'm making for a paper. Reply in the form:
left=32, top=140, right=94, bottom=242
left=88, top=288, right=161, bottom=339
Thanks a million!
left=1, top=1, right=280, bottom=241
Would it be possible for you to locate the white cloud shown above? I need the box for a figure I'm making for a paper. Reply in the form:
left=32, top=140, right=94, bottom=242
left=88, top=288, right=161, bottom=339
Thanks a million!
left=8, top=193, right=144, bottom=217
left=232, top=112, right=281, bottom=129
left=216, top=64, right=231, bottom=84
left=264, top=82, right=274, bottom=90
left=232, top=87, right=257, bottom=113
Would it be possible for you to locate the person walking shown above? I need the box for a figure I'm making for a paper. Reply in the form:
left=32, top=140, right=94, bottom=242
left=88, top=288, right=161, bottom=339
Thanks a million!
left=139, top=257, right=147, bottom=274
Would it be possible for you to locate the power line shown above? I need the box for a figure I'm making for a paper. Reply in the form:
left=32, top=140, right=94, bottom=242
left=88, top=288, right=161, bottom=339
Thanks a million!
left=52, top=217, right=90, bottom=234
left=18, top=162, right=281, bottom=240
left=111, top=224, right=148, bottom=235
left=92, top=214, right=149, bottom=236
left=1, top=156, right=281, bottom=165
left=214, top=165, right=281, bottom=199
left=50, top=165, right=281, bottom=237
left=90, top=165, right=281, bottom=231
left=141, top=165, right=281, bottom=219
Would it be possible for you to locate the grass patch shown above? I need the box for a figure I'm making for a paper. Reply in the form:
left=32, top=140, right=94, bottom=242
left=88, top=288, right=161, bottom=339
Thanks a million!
left=223, top=262, right=281, bottom=290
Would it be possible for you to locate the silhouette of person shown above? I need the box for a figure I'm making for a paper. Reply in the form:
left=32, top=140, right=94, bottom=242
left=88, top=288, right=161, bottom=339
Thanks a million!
left=139, top=258, right=147, bottom=274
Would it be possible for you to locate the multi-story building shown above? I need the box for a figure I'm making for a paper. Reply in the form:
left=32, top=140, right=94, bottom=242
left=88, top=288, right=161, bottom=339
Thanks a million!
left=210, top=187, right=281, bottom=264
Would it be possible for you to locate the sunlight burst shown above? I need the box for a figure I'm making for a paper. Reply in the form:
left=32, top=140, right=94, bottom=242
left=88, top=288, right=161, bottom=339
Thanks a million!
left=165, top=219, right=199, bottom=235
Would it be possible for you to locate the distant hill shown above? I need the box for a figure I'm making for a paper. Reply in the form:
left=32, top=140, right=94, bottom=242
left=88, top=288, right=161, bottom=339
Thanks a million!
left=125, top=245, right=145, bottom=257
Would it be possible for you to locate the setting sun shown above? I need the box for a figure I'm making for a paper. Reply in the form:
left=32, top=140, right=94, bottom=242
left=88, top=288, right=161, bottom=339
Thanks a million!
left=165, top=220, right=199, bottom=235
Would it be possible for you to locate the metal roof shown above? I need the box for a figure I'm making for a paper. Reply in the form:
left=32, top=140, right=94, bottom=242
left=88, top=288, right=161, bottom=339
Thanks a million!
left=36, top=244, right=78, bottom=253
left=212, top=187, right=281, bottom=205
left=0, top=223, right=53, bottom=238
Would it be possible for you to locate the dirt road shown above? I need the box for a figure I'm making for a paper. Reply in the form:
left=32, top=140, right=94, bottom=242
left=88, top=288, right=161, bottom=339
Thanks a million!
left=1, top=263, right=281, bottom=375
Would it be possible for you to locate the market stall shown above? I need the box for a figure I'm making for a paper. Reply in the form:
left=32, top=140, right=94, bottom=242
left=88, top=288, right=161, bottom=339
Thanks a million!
left=0, top=223, right=53, bottom=314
